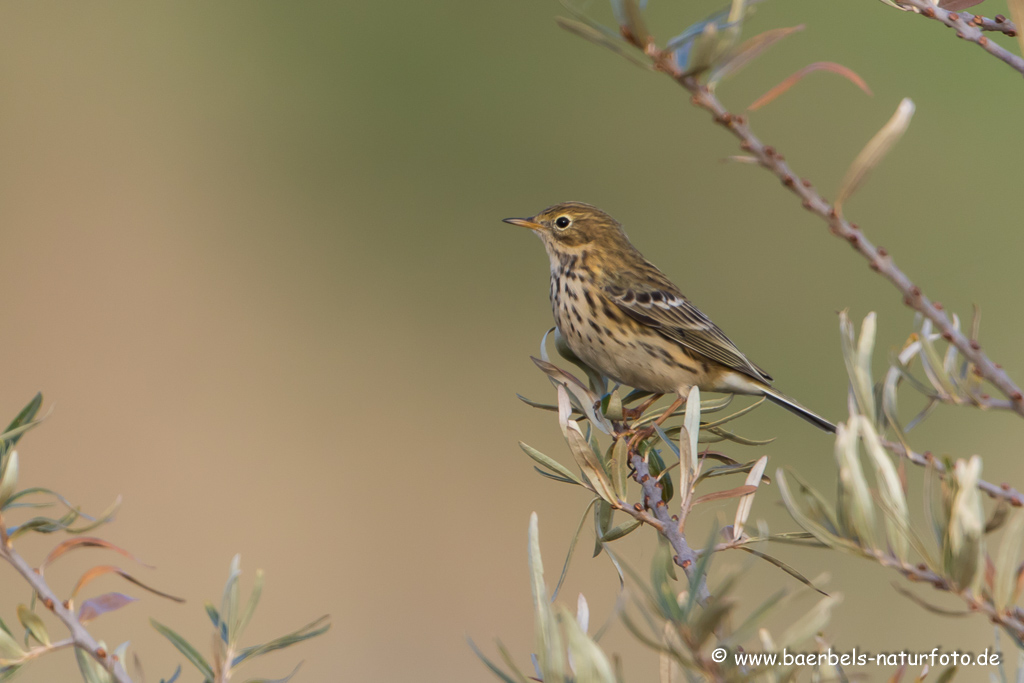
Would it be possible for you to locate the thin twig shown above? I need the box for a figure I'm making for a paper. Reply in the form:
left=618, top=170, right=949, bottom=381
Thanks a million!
left=883, top=438, right=1024, bottom=507
left=5, top=638, right=75, bottom=665
left=876, top=551, right=1024, bottom=641
left=0, top=514, right=132, bottom=683
left=895, top=0, right=1024, bottom=76
left=634, top=44, right=1024, bottom=419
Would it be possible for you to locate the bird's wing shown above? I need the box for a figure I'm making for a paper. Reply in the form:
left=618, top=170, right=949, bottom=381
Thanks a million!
left=603, top=277, right=772, bottom=384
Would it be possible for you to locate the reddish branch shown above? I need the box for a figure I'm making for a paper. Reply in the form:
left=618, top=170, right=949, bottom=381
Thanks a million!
left=0, top=512, right=132, bottom=683
left=895, top=0, right=1024, bottom=76
left=884, top=438, right=1024, bottom=508
left=630, top=44, right=1024, bottom=421
left=968, top=12, right=1019, bottom=35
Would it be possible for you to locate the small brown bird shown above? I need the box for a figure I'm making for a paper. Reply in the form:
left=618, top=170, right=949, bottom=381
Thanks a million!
left=505, top=202, right=835, bottom=433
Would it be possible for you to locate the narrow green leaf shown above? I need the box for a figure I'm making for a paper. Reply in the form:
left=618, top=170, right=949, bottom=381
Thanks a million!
left=948, top=456, right=985, bottom=591
left=834, top=421, right=877, bottom=548
left=515, top=394, right=558, bottom=412
left=519, top=442, right=581, bottom=485
left=733, top=454, right=768, bottom=539
left=16, top=605, right=49, bottom=646
left=709, top=25, right=804, bottom=83
left=593, top=500, right=613, bottom=557
left=737, top=547, right=827, bottom=595
left=839, top=311, right=876, bottom=420
left=553, top=498, right=599, bottom=601
left=723, top=587, right=787, bottom=648
left=0, top=624, right=25, bottom=660
left=692, top=596, right=734, bottom=648
left=0, top=451, right=18, bottom=508
left=647, top=447, right=674, bottom=504
left=221, top=555, right=242, bottom=644
left=556, top=16, right=653, bottom=69
left=75, top=645, right=114, bottom=683
left=566, top=421, right=617, bottom=504
left=235, top=569, right=264, bottom=643
left=467, top=639, right=522, bottom=683
left=601, top=518, right=641, bottom=542
left=2, top=393, right=42, bottom=450
left=684, top=22, right=720, bottom=75
left=151, top=620, right=215, bottom=680
left=526, top=514, right=559, bottom=679
left=230, top=616, right=330, bottom=666
left=206, top=603, right=228, bottom=644
left=653, top=424, right=679, bottom=460
left=241, top=662, right=302, bottom=683
left=777, top=470, right=863, bottom=554
left=534, top=358, right=612, bottom=434
left=558, top=606, right=617, bottom=683
left=495, top=639, right=532, bottom=683
left=835, top=98, right=915, bottom=217
left=995, top=512, right=1024, bottom=611
left=699, top=397, right=766, bottom=430
left=650, top=537, right=684, bottom=622
left=919, top=319, right=959, bottom=399
left=620, top=0, right=650, bottom=45
left=610, top=438, right=629, bottom=500
left=857, top=417, right=910, bottom=561
left=704, top=426, right=774, bottom=446
left=533, top=468, right=578, bottom=484
left=682, top=526, right=719, bottom=618
left=603, top=388, right=623, bottom=421
left=684, top=387, right=700, bottom=474
left=779, top=594, right=841, bottom=648
left=692, top=485, right=757, bottom=506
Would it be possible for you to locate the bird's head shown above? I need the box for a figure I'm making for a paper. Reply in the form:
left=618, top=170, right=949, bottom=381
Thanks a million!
left=503, top=202, right=630, bottom=252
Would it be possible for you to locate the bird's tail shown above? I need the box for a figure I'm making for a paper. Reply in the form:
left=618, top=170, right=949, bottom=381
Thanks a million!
left=759, top=385, right=836, bottom=433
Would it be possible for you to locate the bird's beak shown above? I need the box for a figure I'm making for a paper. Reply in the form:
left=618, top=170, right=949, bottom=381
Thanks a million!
left=502, top=217, right=544, bottom=231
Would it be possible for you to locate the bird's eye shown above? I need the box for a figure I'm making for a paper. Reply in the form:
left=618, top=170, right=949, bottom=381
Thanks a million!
left=555, top=216, right=571, bottom=229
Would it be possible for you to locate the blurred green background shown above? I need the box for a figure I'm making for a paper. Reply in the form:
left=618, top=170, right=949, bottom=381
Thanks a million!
left=2, top=1, right=1023, bottom=681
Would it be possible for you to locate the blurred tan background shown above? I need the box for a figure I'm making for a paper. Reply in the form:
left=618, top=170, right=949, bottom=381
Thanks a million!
left=2, top=1, right=1023, bottom=681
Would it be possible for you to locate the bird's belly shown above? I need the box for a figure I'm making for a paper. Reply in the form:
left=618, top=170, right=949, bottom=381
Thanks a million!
left=571, top=331, right=696, bottom=394
left=553, top=284, right=708, bottom=394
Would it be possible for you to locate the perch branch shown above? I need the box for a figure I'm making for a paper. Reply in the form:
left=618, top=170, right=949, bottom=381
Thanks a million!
left=628, top=448, right=710, bottom=602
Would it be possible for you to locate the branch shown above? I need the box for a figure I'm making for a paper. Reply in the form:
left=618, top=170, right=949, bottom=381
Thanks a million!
left=883, top=438, right=1024, bottom=507
left=894, top=0, right=1024, bottom=76
left=968, top=12, right=1018, bottom=35
left=628, top=448, right=710, bottom=603
left=0, top=528, right=132, bottom=683
left=3, top=638, right=75, bottom=665
left=637, top=45, right=1024, bottom=419
left=875, top=550, right=1024, bottom=640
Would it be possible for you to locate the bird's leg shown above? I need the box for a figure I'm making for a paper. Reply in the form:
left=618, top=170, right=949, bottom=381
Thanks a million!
left=621, top=393, right=664, bottom=421
left=629, top=395, right=686, bottom=451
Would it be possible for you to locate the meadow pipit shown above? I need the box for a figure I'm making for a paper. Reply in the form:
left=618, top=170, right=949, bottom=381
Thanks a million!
left=505, top=202, right=835, bottom=433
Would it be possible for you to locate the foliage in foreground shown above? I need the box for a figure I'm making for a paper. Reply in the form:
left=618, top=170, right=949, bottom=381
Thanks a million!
left=0, top=395, right=329, bottom=683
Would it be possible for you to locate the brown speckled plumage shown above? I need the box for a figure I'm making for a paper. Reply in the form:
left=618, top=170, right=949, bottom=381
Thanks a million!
left=505, top=201, right=835, bottom=433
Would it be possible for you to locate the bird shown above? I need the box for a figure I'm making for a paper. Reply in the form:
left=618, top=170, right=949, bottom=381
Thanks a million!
left=504, top=201, right=836, bottom=433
